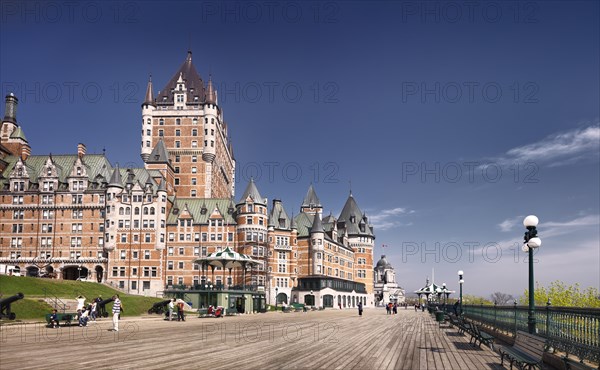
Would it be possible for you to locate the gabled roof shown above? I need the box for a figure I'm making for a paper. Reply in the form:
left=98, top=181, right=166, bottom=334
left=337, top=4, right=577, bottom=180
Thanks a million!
left=156, top=51, right=205, bottom=105
left=269, top=200, right=291, bottom=230
left=237, top=178, right=266, bottom=205
left=146, top=139, right=170, bottom=164
left=167, top=198, right=236, bottom=225
left=302, top=184, right=321, bottom=207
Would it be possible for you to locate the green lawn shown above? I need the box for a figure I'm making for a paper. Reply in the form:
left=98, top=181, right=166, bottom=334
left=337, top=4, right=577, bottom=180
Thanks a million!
left=0, top=275, right=162, bottom=321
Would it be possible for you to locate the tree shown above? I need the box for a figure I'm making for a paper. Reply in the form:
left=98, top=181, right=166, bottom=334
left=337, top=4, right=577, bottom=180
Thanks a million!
left=462, top=294, right=493, bottom=305
left=490, top=292, right=514, bottom=305
left=520, top=280, right=600, bottom=308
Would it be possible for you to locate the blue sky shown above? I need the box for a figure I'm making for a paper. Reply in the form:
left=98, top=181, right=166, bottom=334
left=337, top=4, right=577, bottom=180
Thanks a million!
left=1, top=1, right=598, bottom=298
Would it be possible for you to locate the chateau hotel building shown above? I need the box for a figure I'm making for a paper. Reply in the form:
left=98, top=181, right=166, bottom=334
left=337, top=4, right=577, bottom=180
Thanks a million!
left=0, top=52, right=376, bottom=308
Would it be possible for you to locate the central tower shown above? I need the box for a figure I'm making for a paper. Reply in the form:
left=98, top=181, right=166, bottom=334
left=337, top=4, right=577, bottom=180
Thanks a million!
left=140, top=51, right=235, bottom=198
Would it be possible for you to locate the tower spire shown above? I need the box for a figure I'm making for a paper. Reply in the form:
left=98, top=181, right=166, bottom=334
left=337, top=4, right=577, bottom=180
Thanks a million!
left=143, top=74, right=155, bottom=107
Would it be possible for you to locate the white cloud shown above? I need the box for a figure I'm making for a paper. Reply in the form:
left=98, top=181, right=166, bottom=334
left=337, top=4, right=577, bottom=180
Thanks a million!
left=369, top=207, right=415, bottom=230
left=497, top=216, right=523, bottom=232
left=482, top=123, right=599, bottom=169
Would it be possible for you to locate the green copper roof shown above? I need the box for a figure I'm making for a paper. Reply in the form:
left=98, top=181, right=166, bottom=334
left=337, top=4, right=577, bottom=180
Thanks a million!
left=9, top=126, right=28, bottom=142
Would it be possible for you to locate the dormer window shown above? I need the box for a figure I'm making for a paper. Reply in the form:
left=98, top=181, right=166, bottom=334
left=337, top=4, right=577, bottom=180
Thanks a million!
left=350, top=215, right=356, bottom=223
left=47, top=168, right=52, bottom=176
left=17, top=168, right=23, bottom=177
left=76, top=167, right=82, bottom=176
left=176, top=95, right=184, bottom=103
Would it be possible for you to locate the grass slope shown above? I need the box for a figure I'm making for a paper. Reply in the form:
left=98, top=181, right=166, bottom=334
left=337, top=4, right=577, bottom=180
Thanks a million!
left=0, top=275, right=161, bottom=320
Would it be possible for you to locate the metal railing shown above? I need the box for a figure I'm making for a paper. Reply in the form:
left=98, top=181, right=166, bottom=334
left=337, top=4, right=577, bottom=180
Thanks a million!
left=43, top=288, right=67, bottom=313
left=462, top=303, right=600, bottom=365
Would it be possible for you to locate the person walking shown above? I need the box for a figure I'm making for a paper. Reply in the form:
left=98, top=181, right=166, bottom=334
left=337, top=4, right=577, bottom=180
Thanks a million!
left=111, top=294, right=122, bottom=331
left=393, top=302, right=398, bottom=315
left=357, top=302, right=363, bottom=317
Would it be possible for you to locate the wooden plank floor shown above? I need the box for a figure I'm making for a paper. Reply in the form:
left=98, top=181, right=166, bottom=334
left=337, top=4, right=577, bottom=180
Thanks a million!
left=0, top=309, right=504, bottom=369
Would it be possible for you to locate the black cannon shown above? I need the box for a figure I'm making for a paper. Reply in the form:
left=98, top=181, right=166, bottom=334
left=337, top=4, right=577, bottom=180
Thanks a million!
left=97, top=298, right=114, bottom=318
left=148, top=300, right=171, bottom=315
left=0, top=292, right=25, bottom=320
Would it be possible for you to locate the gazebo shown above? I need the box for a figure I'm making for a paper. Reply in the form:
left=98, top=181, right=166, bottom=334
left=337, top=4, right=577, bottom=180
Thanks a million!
left=414, top=278, right=455, bottom=304
left=163, top=247, right=266, bottom=314
left=195, top=246, right=262, bottom=288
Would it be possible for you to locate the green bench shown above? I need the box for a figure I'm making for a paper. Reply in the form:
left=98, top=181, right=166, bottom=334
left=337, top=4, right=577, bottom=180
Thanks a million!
left=45, top=312, right=76, bottom=327
left=561, top=356, right=598, bottom=370
left=499, top=330, right=546, bottom=370
left=469, top=324, right=495, bottom=351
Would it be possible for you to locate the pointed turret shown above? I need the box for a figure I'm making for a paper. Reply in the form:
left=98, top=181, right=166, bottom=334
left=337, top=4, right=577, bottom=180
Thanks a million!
left=146, top=139, right=170, bottom=164
left=300, top=184, right=323, bottom=216
left=311, top=213, right=324, bottom=234
left=143, top=75, right=155, bottom=107
left=290, top=214, right=297, bottom=231
left=206, top=74, right=217, bottom=105
left=237, top=178, right=266, bottom=205
left=108, top=165, right=123, bottom=189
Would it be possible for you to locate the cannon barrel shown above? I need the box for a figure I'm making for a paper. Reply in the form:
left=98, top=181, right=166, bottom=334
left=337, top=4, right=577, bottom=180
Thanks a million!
left=148, top=300, right=171, bottom=314
left=0, top=292, right=25, bottom=320
left=98, top=298, right=114, bottom=307
left=0, top=292, right=24, bottom=307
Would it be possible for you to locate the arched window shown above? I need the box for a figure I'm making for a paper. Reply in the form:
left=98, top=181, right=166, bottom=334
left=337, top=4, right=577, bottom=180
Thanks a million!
left=119, top=207, right=124, bottom=215
left=143, top=207, right=149, bottom=215
left=134, top=207, right=140, bottom=215
left=150, top=207, right=155, bottom=215
left=125, top=207, right=131, bottom=215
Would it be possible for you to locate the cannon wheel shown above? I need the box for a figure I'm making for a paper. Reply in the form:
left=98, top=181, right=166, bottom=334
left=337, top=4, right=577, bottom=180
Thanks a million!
left=9, top=312, right=16, bottom=320
left=102, top=312, right=109, bottom=318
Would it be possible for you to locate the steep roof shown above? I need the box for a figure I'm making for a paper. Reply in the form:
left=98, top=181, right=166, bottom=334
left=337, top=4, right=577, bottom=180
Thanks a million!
left=237, top=178, right=266, bottom=205
left=338, top=194, right=373, bottom=237
left=301, top=184, right=321, bottom=207
left=108, top=164, right=123, bottom=188
left=167, top=198, right=237, bottom=225
left=269, top=200, right=291, bottom=230
left=10, top=126, right=28, bottom=142
left=156, top=51, right=206, bottom=105
left=143, top=75, right=155, bottom=106
left=311, top=213, right=324, bottom=234
left=146, top=139, right=170, bottom=164
left=0, top=154, right=112, bottom=189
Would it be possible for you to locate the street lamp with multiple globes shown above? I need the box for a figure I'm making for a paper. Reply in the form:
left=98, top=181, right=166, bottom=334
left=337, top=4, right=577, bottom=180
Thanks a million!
left=523, top=215, right=542, bottom=334
left=458, top=271, right=464, bottom=316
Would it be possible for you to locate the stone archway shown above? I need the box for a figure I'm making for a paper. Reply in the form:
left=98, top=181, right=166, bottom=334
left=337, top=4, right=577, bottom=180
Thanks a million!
left=95, top=266, right=104, bottom=283
left=276, top=292, right=288, bottom=305
left=26, top=266, right=39, bottom=277
left=62, top=266, right=89, bottom=280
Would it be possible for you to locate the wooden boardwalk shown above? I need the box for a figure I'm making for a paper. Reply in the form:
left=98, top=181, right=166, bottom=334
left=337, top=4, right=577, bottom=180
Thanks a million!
left=0, top=309, right=503, bottom=369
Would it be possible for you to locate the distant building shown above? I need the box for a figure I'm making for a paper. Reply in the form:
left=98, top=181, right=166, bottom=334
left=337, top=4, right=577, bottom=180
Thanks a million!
left=0, top=52, right=376, bottom=308
left=373, top=255, right=405, bottom=305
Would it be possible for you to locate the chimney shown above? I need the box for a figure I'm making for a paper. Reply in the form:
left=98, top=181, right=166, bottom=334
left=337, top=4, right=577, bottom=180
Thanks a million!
left=77, top=143, right=86, bottom=159
left=21, top=144, right=31, bottom=161
left=4, top=93, right=18, bottom=123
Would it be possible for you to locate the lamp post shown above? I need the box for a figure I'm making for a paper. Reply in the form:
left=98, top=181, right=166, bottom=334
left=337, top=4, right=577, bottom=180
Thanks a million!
left=458, top=271, right=464, bottom=316
left=310, top=290, right=314, bottom=306
left=275, top=287, right=279, bottom=310
left=523, top=215, right=542, bottom=334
